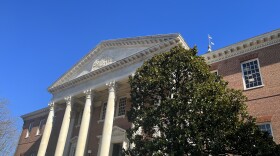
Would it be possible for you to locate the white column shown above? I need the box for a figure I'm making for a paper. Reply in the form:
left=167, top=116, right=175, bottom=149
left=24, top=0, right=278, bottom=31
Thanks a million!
left=54, top=96, right=72, bottom=156
left=75, top=90, right=92, bottom=156
left=100, top=81, right=116, bottom=156
left=38, top=102, right=55, bottom=156
left=63, top=111, right=76, bottom=156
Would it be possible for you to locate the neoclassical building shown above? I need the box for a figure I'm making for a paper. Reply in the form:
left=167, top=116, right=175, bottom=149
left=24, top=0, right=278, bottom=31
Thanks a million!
left=15, top=29, right=280, bottom=156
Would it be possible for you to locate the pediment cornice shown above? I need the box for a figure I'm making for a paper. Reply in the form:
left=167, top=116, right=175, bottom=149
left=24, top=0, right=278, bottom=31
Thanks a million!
left=48, top=34, right=188, bottom=93
left=203, top=29, right=280, bottom=64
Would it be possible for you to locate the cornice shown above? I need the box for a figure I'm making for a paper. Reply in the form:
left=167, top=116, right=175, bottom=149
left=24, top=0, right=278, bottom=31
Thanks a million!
left=202, top=29, right=280, bottom=64
left=21, top=107, right=49, bottom=121
left=48, top=34, right=182, bottom=91
left=48, top=34, right=188, bottom=93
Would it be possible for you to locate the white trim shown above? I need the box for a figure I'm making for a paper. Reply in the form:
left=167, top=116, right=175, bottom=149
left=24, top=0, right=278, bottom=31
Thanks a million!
left=240, top=58, right=264, bottom=90
left=75, top=111, right=83, bottom=127
left=203, top=29, right=280, bottom=64
left=210, top=70, right=218, bottom=75
left=21, top=107, right=49, bottom=121
left=36, top=119, right=45, bottom=136
left=98, top=115, right=126, bottom=124
left=25, top=122, right=34, bottom=138
left=100, top=102, right=107, bottom=120
left=116, top=96, right=127, bottom=117
left=69, top=142, right=77, bottom=156
left=48, top=35, right=186, bottom=93
left=114, top=115, right=125, bottom=119
left=69, top=136, right=78, bottom=156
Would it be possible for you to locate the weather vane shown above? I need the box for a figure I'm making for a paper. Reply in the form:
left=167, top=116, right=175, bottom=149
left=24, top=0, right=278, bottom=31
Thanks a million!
left=208, top=34, right=215, bottom=52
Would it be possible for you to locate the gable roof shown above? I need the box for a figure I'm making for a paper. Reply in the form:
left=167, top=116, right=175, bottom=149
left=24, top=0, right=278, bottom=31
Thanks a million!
left=48, top=33, right=188, bottom=93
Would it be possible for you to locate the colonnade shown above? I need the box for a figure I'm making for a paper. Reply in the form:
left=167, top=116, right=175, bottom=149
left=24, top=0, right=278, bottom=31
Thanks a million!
left=37, top=81, right=117, bottom=156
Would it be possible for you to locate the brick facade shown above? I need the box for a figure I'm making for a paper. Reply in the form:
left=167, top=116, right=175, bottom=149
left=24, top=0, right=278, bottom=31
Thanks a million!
left=210, top=43, right=280, bottom=143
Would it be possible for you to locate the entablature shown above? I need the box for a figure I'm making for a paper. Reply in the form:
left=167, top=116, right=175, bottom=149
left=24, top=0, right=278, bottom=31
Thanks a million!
left=203, top=29, right=280, bottom=64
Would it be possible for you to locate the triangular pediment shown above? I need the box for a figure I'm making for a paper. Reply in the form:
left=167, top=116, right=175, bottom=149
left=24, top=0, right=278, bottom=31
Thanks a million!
left=48, top=34, right=188, bottom=92
left=69, top=46, right=150, bottom=80
left=112, top=126, right=126, bottom=136
left=96, top=126, right=126, bottom=139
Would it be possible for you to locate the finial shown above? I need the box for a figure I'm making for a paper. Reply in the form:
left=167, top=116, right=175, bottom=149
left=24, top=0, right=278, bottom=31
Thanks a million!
left=208, top=34, right=215, bottom=52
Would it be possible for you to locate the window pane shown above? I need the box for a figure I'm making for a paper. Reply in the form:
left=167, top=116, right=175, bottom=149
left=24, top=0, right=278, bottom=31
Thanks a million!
left=242, top=59, right=263, bottom=89
left=118, top=97, right=127, bottom=116
left=101, top=102, right=107, bottom=120
left=258, top=123, right=272, bottom=136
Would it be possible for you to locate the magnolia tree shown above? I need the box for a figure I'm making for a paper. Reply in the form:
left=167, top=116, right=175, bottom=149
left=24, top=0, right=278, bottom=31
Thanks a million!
left=0, top=99, right=18, bottom=155
left=125, top=46, right=280, bottom=155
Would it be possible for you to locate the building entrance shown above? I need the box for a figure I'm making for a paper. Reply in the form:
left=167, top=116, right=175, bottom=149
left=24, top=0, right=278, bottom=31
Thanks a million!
left=112, top=143, right=122, bottom=156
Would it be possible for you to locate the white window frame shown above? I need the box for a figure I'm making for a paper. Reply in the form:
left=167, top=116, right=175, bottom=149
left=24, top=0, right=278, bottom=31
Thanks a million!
left=69, top=137, right=77, bottom=156
left=25, top=122, right=34, bottom=138
left=36, top=119, right=45, bottom=135
left=211, top=69, right=218, bottom=75
left=98, top=98, right=127, bottom=123
left=100, top=102, right=107, bottom=120
left=74, top=111, right=83, bottom=128
left=257, top=122, right=273, bottom=137
left=117, top=97, right=127, bottom=117
left=241, top=58, right=264, bottom=90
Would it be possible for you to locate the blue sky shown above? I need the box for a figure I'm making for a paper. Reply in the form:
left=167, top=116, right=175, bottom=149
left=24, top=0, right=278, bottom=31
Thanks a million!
left=0, top=1, right=279, bottom=128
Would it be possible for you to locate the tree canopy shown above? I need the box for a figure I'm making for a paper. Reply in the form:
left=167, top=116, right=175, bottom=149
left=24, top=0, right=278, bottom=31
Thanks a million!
left=125, top=46, right=280, bottom=155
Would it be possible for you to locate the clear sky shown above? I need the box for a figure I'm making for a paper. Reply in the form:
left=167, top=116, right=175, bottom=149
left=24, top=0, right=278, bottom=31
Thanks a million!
left=0, top=1, right=279, bottom=128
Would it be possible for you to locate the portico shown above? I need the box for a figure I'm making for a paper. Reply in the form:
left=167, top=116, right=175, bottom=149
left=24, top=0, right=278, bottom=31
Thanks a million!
left=37, top=34, right=187, bottom=156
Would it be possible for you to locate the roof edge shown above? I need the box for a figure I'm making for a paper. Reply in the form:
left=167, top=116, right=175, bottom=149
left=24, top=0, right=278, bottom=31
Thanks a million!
left=21, top=107, right=49, bottom=120
left=202, top=28, right=280, bottom=63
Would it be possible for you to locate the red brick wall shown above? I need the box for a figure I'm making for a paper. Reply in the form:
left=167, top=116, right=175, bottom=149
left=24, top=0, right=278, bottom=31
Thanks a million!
left=14, top=109, right=64, bottom=156
left=15, top=116, right=47, bottom=156
left=210, top=43, right=280, bottom=143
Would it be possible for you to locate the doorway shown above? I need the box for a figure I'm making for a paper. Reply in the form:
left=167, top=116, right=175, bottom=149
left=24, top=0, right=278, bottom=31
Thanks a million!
left=112, top=143, right=122, bottom=156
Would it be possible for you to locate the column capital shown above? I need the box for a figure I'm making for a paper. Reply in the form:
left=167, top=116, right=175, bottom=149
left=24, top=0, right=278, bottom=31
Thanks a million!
left=64, top=96, right=72, bottom=106
left=106, top=81, right=116, bottom=92
left=83, top=89, right=92, bottom=99
left=48, top=102, right=55, bottom=111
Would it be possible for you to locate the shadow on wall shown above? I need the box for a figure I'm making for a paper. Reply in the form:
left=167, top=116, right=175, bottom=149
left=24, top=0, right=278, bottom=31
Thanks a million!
left=21, top=137, right=42, bottom=156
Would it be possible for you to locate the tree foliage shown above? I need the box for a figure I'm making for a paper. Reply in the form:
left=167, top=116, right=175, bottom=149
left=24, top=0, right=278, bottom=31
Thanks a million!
left=125, top=46, right=280, bottom=155
left=0, top=99, right=18, bottom=156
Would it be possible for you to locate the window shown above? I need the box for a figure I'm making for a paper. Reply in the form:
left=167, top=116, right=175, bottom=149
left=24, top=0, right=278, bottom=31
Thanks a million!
left=69, top=137, right=78, bottom=156
left=36, top=119, right=45, bottom=135
left=112, top=143, right=122, bottom=156
left=69, top=142, right=77, bottom=156
left=241, top=59, right=263, bottom=89
left=101, top=102, right=107, bottom=120
left=75, top=111, right=83, bottom=126
left=258, top=123, right=273, bottom=136
left=26, top=122, right=34, bottom=138
left=118, top=97, right=127, bottom=116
